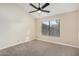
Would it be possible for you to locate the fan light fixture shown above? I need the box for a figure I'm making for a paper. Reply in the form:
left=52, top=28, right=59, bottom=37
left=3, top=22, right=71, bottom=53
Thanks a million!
left=37, top=10, right=42, bottom=13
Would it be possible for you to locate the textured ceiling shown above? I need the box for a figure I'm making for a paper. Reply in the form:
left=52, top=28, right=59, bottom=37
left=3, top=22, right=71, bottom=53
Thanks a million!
left=17, top=3, right=79, bottom=19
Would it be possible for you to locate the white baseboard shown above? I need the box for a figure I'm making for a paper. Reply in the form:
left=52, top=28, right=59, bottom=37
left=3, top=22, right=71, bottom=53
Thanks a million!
left=0, top=39, right=34, bottom=50
left=1, top=38, right=78, bottom=50
left=37, top=39, right=79, bottom=49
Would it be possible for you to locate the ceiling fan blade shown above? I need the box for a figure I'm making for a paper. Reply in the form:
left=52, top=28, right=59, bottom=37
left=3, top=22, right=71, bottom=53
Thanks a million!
left=41, top=3, right=49, bottom=9
left=39, top=3, right=40, bottom=8
left=29, top=10, right=38, bottom=13
left=41, top=10, right=50, bottom=13
left=29, top=3, right=38, bottom=9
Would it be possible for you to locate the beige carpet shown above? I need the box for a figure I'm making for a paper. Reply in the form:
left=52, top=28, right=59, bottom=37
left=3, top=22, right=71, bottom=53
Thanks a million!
left=0, top=40, right=79, bottom=56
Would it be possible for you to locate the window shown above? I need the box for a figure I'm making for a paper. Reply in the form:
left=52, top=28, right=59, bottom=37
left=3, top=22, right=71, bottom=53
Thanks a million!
left=42, top=20, right=50, bottom=36
left=42, top=19, right=60, bottom=37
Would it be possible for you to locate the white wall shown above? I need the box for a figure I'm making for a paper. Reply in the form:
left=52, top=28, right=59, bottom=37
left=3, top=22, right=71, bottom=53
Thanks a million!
left=36, top=11, right=78, bottom=48
left=0, top=4, right=36, bottom=49
left=78, top=10, right=79, bottom=47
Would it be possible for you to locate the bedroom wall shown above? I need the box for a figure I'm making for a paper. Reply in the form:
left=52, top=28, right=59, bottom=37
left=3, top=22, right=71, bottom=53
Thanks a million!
left=78, top=10, right=79, bottom=47
left=0, top=4, right=36, bottom=50
left=36, top=11, right=78, bottom=48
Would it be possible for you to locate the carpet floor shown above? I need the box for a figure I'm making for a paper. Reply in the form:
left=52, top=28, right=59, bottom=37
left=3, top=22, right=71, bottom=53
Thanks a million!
left=0, top=40, right=79, bottom=56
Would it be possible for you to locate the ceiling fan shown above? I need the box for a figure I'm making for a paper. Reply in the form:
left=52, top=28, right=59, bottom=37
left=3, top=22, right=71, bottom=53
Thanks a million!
left=29, top=3, right=50, bottom=13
